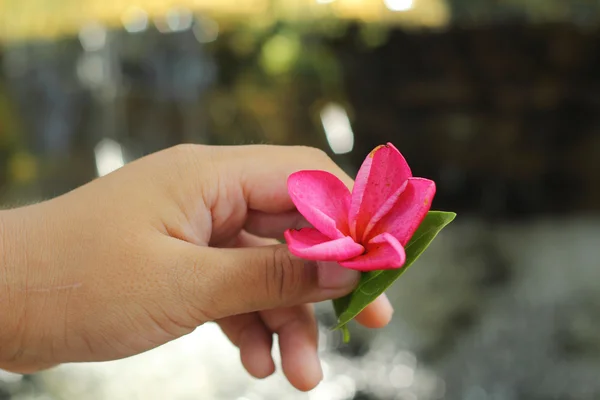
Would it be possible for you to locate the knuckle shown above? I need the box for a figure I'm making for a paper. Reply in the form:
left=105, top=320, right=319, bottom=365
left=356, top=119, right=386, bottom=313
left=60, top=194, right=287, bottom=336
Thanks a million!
left=159, top=144, right=220, bottom=206
left=169, top=143, right=204, bottom=157
left=299, top=146, right=330, bottom=162
left=267, top=247, right=308, bottom=303
left=293, top=146, right=352, bottom=185
left=166, top=144, right=215, bottom=173
left=172, top=144, right=204, bottom=169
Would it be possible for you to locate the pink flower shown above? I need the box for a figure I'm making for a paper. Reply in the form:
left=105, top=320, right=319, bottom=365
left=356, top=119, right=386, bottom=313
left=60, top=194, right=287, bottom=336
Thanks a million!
left=284, top=143, right=436, bottom=272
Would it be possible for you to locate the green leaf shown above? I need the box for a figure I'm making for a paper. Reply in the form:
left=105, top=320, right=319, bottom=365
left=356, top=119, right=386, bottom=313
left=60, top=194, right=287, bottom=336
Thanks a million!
left=332, top=211, right=456, bottom=342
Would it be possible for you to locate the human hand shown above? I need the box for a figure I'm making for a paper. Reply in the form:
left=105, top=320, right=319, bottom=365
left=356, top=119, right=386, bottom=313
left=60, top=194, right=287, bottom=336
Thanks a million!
left=0, top=145, right=394, bottom=391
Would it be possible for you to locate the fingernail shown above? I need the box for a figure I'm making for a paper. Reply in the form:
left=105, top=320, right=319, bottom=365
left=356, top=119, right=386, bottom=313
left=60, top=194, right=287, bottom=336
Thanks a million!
left=317, top=262, right=360, bottom=290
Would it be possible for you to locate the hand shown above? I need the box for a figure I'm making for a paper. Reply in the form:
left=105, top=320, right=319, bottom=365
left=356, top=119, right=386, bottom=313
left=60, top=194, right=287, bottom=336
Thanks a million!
left=0, top=145, right=394, bottom=391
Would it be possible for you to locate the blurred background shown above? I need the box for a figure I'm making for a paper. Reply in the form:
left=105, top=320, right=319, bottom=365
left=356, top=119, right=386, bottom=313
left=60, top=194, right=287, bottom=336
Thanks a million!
left=1, top=0, right=600, bottom=399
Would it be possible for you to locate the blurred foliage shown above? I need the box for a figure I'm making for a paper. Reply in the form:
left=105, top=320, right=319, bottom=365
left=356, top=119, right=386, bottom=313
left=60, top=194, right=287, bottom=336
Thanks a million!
left=0, top=82, right=35, bottom=192
left=0, top=6, right=600, bottom=213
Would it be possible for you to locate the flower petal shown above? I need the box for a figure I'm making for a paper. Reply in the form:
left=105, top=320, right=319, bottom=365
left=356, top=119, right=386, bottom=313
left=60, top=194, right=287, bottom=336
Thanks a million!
left=348, top=143, right=412, bottom=240
left=366, top=177, right=436, bottom=245
left=339, top=233, right=406, bottom=272
left=288, top=171, right=351, bottom=240
left=284, top=228, right=364, bottom=261
left=360, top=180, right=408, bottom=241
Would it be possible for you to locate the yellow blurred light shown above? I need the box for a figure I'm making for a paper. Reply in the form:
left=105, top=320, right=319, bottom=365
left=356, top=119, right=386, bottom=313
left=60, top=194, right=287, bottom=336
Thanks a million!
left=260, top=33, right=301, bottom=75
left=0, top=0, right=448, bottom=42
left=8, top=151, right=38, bottom=184
left=384, top=0, right=414, bottom=12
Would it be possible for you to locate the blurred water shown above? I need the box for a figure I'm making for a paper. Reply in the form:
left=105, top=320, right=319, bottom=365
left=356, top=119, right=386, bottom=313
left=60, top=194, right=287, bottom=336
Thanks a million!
left=2, top=216, right=599, bottom=400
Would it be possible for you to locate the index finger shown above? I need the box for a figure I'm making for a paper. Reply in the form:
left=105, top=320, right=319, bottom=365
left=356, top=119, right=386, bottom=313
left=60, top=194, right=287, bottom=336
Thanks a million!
left=215, top=145, right=354, bottom=213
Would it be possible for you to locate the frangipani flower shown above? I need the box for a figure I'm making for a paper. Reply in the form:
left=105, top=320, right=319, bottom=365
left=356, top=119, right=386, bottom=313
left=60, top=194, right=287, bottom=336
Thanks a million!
left=284, top=143, right=436, bottom=272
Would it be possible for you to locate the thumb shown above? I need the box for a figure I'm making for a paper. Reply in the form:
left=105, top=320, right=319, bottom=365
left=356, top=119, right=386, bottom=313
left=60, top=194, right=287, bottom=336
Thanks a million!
left=169, top=242, right=360, bottom=321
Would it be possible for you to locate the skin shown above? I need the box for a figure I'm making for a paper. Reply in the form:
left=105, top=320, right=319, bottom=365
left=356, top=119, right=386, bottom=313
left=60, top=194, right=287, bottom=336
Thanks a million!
left=0, top=144, right=394, bottom=391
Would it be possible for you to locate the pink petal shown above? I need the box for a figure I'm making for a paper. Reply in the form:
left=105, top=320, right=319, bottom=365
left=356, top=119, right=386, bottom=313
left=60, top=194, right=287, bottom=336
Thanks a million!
left=348, top=143, right=412, bottom=241
left=361, top=180, right=408, bottom=241
left=284, top=228, right=364, bottom=261
left=366, top=177, right=436, bottom=245
left=339, top=233, right=406, bottom=272
left=288, top=171, right=351, bottom=240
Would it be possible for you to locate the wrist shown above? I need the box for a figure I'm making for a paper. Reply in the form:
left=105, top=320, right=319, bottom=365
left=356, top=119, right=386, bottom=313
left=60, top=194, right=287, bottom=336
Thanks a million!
left=0, top=202, right=66, bottom=372
left=0, top=208, right=26, bottom=362
left=0, top=205, right=55, bottom=365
